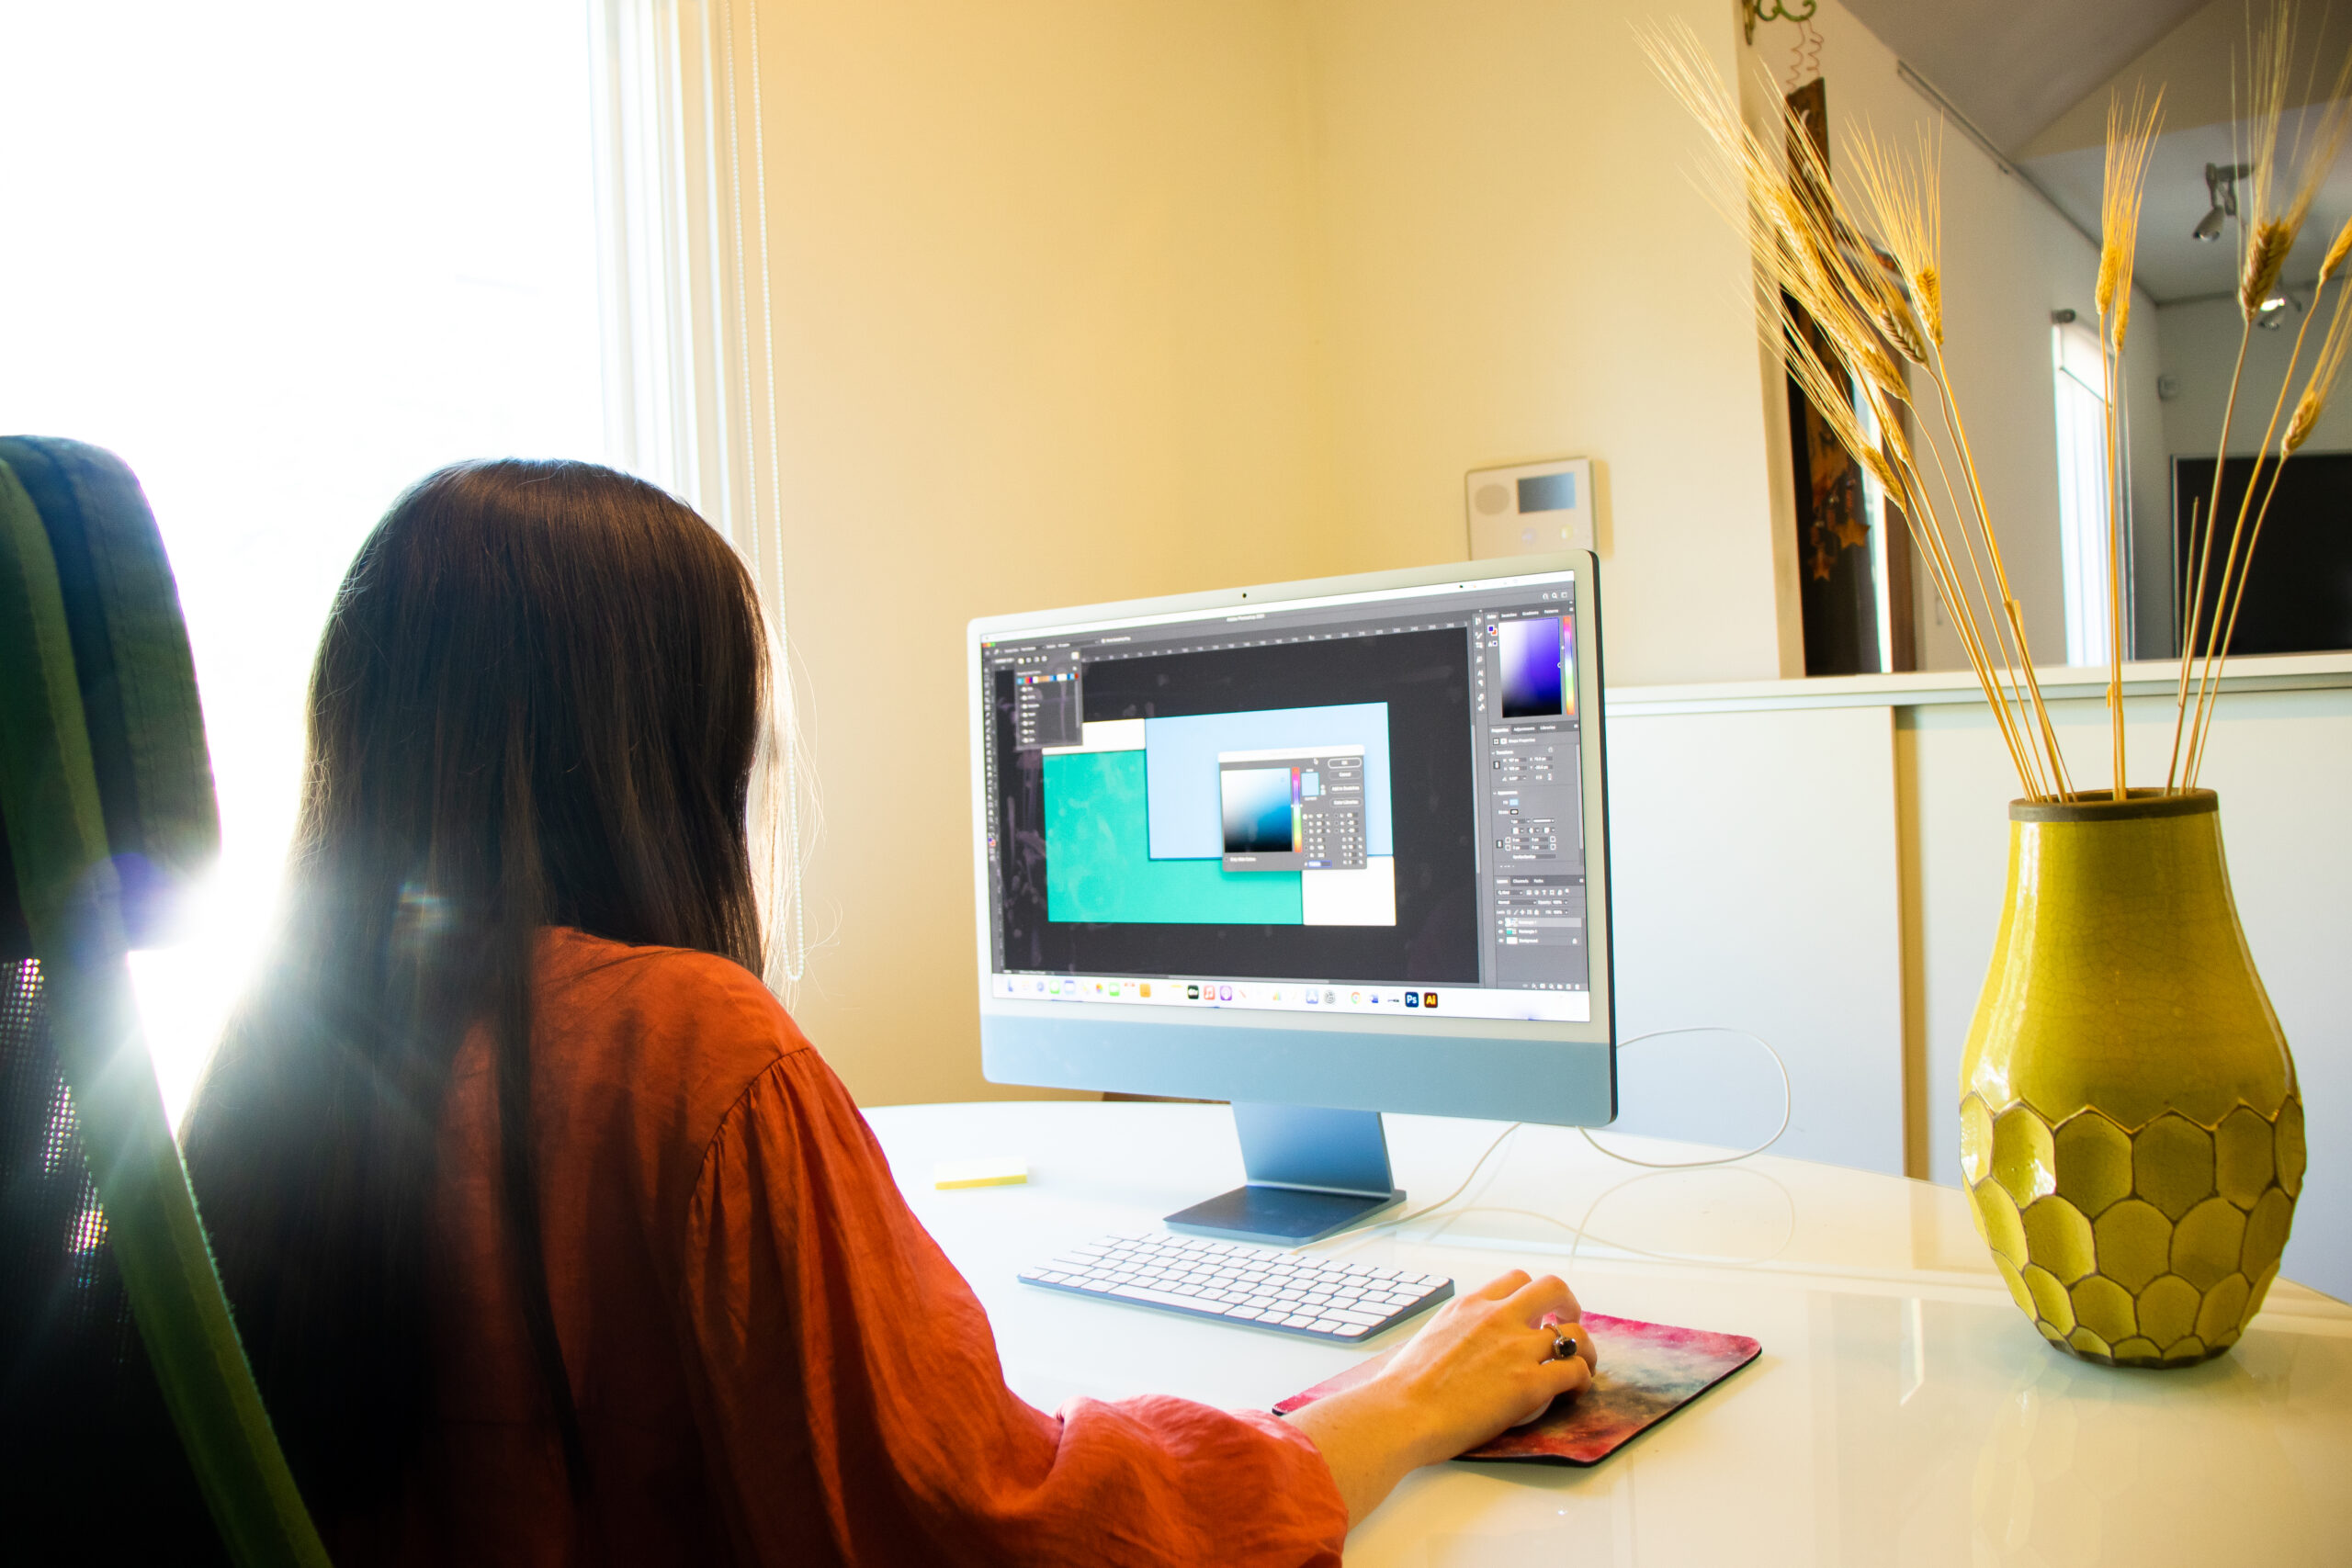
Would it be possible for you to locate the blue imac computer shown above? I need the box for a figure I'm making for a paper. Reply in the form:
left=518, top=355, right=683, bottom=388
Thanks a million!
left=967, top=552, right=1614, bottom=1246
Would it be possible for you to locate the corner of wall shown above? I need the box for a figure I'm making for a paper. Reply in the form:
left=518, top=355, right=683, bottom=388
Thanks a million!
left=1736, top=25, right=1808, bottom=680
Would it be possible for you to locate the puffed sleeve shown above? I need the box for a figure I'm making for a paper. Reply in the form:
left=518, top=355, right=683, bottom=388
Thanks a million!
left=675, top=1045, right=1349, bottom=1567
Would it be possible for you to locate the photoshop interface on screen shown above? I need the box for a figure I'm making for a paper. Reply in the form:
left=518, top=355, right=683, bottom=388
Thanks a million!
left=981, top=576, right=1590, bottom=1021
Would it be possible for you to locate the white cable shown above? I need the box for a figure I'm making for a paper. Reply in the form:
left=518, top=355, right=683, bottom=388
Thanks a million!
left=1302, top=1121, right=1526, bottom=1252
left=1314, top=1024, right=1792, bottom=1249
left=1563, top=1162, right=1797, bottom=1277
left=1577, top=1026, right=1792, bottom=1169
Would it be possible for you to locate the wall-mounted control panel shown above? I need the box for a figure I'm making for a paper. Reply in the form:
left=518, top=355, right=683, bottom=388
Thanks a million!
left=1467, top=457, right=1595, bottom=559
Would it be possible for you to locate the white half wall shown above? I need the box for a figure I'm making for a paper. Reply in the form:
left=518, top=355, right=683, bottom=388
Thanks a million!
left=1605, top=704, right=1905, bottom=1176
left=1614, top=654, right=2352, bottom=1302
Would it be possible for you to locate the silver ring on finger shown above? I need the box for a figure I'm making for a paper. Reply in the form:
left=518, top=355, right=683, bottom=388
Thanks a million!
left=1549, top=1333, right=1577, bottom=1362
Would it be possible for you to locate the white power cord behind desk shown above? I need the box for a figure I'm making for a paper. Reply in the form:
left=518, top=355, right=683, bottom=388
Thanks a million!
left=1320, top=1025, right=1793, bottom=1248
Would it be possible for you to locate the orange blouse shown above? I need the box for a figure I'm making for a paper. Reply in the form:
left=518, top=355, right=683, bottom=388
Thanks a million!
left=387, top=928, right=1347, bottom=1566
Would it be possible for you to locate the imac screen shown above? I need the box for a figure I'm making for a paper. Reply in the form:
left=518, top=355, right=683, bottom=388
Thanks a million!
left=978, top=572, right=1591, bottom=1023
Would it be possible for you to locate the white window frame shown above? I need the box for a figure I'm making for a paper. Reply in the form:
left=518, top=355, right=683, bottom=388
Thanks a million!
left=1853, top=381, right=1898, bottom=672
left=590, top=0, right=811, bottom=987
left=2052, top=320, right=2119, bottom=669
left=590, top=0, right=772, bottom=557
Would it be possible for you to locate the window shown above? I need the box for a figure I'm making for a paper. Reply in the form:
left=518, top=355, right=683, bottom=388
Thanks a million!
left=1854, top=382, right=1899, bottom=671
left=0, top=1, right=609, bottom=1123
left=2053, top=320, right=2117, bottom=668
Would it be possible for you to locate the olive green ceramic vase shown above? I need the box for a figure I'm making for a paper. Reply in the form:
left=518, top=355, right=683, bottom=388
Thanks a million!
left=1959, top=788, right=2302, bottom=1368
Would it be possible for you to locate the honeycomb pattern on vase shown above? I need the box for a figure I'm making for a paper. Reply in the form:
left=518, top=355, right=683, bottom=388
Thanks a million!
left=1959, top=1091, right=2300, bottom=1368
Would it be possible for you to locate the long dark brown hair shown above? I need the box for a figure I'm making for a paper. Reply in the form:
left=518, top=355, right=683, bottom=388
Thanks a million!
left=183, top=459, right=768, bottom=1517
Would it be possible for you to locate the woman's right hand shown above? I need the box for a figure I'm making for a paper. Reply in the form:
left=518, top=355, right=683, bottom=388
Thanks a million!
left=1285, top=1270, right=1598, bottom=1526
left=1374, top=1270, right=1598, bottom=1461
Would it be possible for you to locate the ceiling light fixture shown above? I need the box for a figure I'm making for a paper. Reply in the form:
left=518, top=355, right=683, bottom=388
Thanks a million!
left=2256, top=288, right=2304, bottom=331
left=2196, top=162, right=2251, bottom=242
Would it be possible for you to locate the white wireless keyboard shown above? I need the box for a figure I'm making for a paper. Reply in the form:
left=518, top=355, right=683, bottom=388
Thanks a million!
left=1018, top=1231, right=1453, bottom=1342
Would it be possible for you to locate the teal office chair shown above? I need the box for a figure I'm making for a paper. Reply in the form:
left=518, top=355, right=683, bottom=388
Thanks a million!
left=0, top=437, right=330, bottom=1567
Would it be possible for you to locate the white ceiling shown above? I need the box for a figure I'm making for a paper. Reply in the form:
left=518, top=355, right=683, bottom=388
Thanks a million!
left=1838, top=0, right=2352, bottom=303
left=2022, top=103, right=2352, bottom=304
left=1838, top=0, right=2210, bottom=155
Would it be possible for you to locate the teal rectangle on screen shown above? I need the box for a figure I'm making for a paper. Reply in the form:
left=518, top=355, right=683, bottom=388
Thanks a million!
left=1045, top=750, right=1303, bottom=924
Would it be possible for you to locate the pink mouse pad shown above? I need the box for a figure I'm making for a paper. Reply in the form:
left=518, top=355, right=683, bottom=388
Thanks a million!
left=1272, top=1312, right=1761, bottom=1466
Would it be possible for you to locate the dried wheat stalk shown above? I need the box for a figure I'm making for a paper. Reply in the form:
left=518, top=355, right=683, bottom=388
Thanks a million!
left=1650, top=3, right=2349, bottom=802
left=1646, top=19, right=2064, bottom=796
left=2098, top=88, right=2163, bottom=799
left=2178, top=3, right=2352, bottom=788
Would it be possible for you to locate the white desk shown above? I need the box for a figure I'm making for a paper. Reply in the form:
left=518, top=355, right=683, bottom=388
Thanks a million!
left=866, top=1100, right=2351, bottom=1566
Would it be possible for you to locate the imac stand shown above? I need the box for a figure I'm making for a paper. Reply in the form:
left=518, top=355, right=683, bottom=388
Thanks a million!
left=1162, top=1103, right=1404, bottom=1245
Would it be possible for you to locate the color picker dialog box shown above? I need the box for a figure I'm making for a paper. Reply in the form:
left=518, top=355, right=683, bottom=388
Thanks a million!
left=1216, top=748, right=1368, bottom=873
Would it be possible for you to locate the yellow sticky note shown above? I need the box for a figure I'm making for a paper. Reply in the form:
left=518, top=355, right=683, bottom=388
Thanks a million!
left=933, top=1157, right=1028, bottom=1190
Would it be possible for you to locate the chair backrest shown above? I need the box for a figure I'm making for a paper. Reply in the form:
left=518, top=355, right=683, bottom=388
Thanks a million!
left=0, top=954, right=228, bottom=1567
left=0, top=438, right=330, bottom=1567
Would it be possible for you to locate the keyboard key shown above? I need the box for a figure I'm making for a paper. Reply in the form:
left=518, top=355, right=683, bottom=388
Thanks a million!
left=1022, top=1233, right=1452, bottom=1344
left=1112, top=1284, right=1206, bottom=1310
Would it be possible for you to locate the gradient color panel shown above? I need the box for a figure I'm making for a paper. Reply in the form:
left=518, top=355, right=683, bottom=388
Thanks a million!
left=1500, top=615, right=1566, bottom=718
left=1561, top=615, right=1577, bottom=719
left=1219, top=766, right=1300, bottom=853
left=1043, top=750, right=1302, bottom=923
left=1143, top=704, right=1394, bottom=859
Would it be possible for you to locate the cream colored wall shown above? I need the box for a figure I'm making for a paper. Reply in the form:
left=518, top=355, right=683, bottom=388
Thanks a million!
left=1297, top=0, right=1792, bottom=687
left=767, top=0, right=1332, bottom=1105
left=752, top=0, right=2328, bottom=1170
left=2157, top=293, right=2352, bottom=460
left=762, top=0, right=1793, bottom=1105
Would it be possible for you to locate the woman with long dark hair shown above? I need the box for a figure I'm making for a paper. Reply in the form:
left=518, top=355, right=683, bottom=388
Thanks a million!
left=183, top=459, right=1595, bottom=1565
